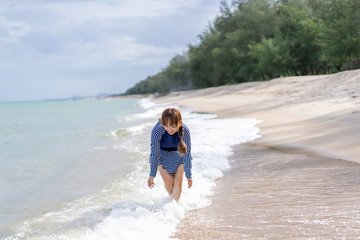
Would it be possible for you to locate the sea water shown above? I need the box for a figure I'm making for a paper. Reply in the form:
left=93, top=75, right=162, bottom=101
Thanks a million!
left=0, top=98, right=261, bottom=240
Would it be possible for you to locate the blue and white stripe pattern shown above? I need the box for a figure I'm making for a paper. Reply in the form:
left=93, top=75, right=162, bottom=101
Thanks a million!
left=149, top=121, right=192, bottom=179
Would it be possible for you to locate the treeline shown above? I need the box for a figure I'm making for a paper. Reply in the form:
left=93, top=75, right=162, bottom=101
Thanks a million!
left=125, top=0, right=360, bottom=95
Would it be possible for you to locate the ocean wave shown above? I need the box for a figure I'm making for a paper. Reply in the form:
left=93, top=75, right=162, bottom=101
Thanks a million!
left=122, top=98, right=179, bottom=122
left=110, top=123, right=154, bottom=137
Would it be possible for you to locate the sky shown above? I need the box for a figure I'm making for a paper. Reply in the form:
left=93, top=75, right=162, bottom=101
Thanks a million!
left=0, top=0, right=222, bottom=102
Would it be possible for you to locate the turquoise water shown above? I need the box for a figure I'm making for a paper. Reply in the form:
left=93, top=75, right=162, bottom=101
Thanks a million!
left=0, top=99, right=144, bottom=233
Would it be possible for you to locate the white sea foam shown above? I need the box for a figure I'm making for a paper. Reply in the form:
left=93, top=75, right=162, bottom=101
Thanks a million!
left=123, top=98, right=179, bottom=122
left=110, top=122, right=155, bottom=138
left=5, top=99, right=261, bottom=240
left=84, top=110, right=260, bottom=240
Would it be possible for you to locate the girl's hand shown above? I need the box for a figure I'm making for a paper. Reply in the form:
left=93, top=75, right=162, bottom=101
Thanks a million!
left=148, top=176, right=155, bottom=189
left=187, top=178, right=193, bottom=188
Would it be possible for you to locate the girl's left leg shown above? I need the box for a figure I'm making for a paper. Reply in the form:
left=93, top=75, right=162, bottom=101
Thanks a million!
left=171, top=164, right=184, bottom=201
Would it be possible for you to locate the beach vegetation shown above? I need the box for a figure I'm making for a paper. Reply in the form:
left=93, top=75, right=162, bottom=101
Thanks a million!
left=125, top=0, right=360, bottom=95
left=125, top=53, right=190, bottom=95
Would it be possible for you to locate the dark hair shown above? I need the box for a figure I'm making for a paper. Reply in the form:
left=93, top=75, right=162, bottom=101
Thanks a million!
left=160, top=108, right=187, bottom=155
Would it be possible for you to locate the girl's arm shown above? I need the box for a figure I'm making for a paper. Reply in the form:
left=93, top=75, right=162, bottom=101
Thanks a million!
left=149, top=122, right=163, bottom=178
left=182, top=124, right=192, bottom=180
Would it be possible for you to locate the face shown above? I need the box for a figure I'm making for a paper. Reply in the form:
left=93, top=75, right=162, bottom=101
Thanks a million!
left=163, top=122, right=180, bottom=135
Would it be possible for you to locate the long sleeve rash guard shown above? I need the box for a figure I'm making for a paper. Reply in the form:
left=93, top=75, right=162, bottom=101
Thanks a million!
left=149, top=122, right=192, bottom=179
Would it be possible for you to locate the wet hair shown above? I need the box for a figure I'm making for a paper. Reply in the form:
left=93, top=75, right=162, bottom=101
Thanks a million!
left=160, top=108, right=187, bottom=155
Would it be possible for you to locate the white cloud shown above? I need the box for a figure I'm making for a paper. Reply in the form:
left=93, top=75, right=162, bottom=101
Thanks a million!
left=0, top=17, right=30, bottom=42
left=0, top=0, right=206, bottom=66
left=0, top=0, right=222, bottom=101
left=62, top=35, right=185, bottom=68
left=6, top=0, right=205, bottom=23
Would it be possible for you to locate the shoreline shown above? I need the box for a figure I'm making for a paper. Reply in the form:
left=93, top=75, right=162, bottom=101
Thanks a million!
left=155, top=69, right=360, bottom=238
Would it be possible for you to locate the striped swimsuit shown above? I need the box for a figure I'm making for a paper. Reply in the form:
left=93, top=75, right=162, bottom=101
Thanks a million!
left=149, top=122, right=192, bottom=179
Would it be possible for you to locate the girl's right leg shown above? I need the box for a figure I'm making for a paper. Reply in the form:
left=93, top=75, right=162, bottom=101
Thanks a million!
left=158, top=165, right=174, bottom=195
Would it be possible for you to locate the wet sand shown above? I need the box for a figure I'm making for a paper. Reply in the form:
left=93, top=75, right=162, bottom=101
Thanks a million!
left=156, top=70, right=360, bottom=239
left=173, top=143, right=360, bottom=239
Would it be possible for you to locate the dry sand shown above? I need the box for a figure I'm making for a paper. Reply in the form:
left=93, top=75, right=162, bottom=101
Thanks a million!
left=157, top=69, right=360, bottom=163
left=156, top=69, right=360, bottom=239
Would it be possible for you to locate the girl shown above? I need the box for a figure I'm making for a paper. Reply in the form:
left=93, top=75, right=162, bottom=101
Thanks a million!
left=147, top=108, right=192, bottom=201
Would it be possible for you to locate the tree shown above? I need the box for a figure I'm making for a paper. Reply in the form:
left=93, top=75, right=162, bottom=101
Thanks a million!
left=249, top=0, right=321, bottom=78
left=164, top=53, right=192, bottom=90
left=309, top=0, right=360, bottom=70
left=189, top=0, right=276, bottom=87
left=125, top=53, right=191, bottom=95
left=188, top=30, right=222, bottom=88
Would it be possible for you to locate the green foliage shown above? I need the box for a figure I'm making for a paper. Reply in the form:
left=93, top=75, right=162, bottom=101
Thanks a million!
left=309, top=0, right=360, bottom=69
left=249, top=0, right=321, bottom=78
left=190, top=0, right=277, bottom=87
left=164, top=54, right=191, bottom=90
left=188, top=30, right=222, bottom=88
left=125, top=53, right=190, bottom=95
left=125, top=0, right=360, bottom=95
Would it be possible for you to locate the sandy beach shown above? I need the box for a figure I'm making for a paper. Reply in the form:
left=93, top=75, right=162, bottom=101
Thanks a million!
left=158, top=70, right=360, bottom=163
left=157, top=70, right=360, bottom=239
